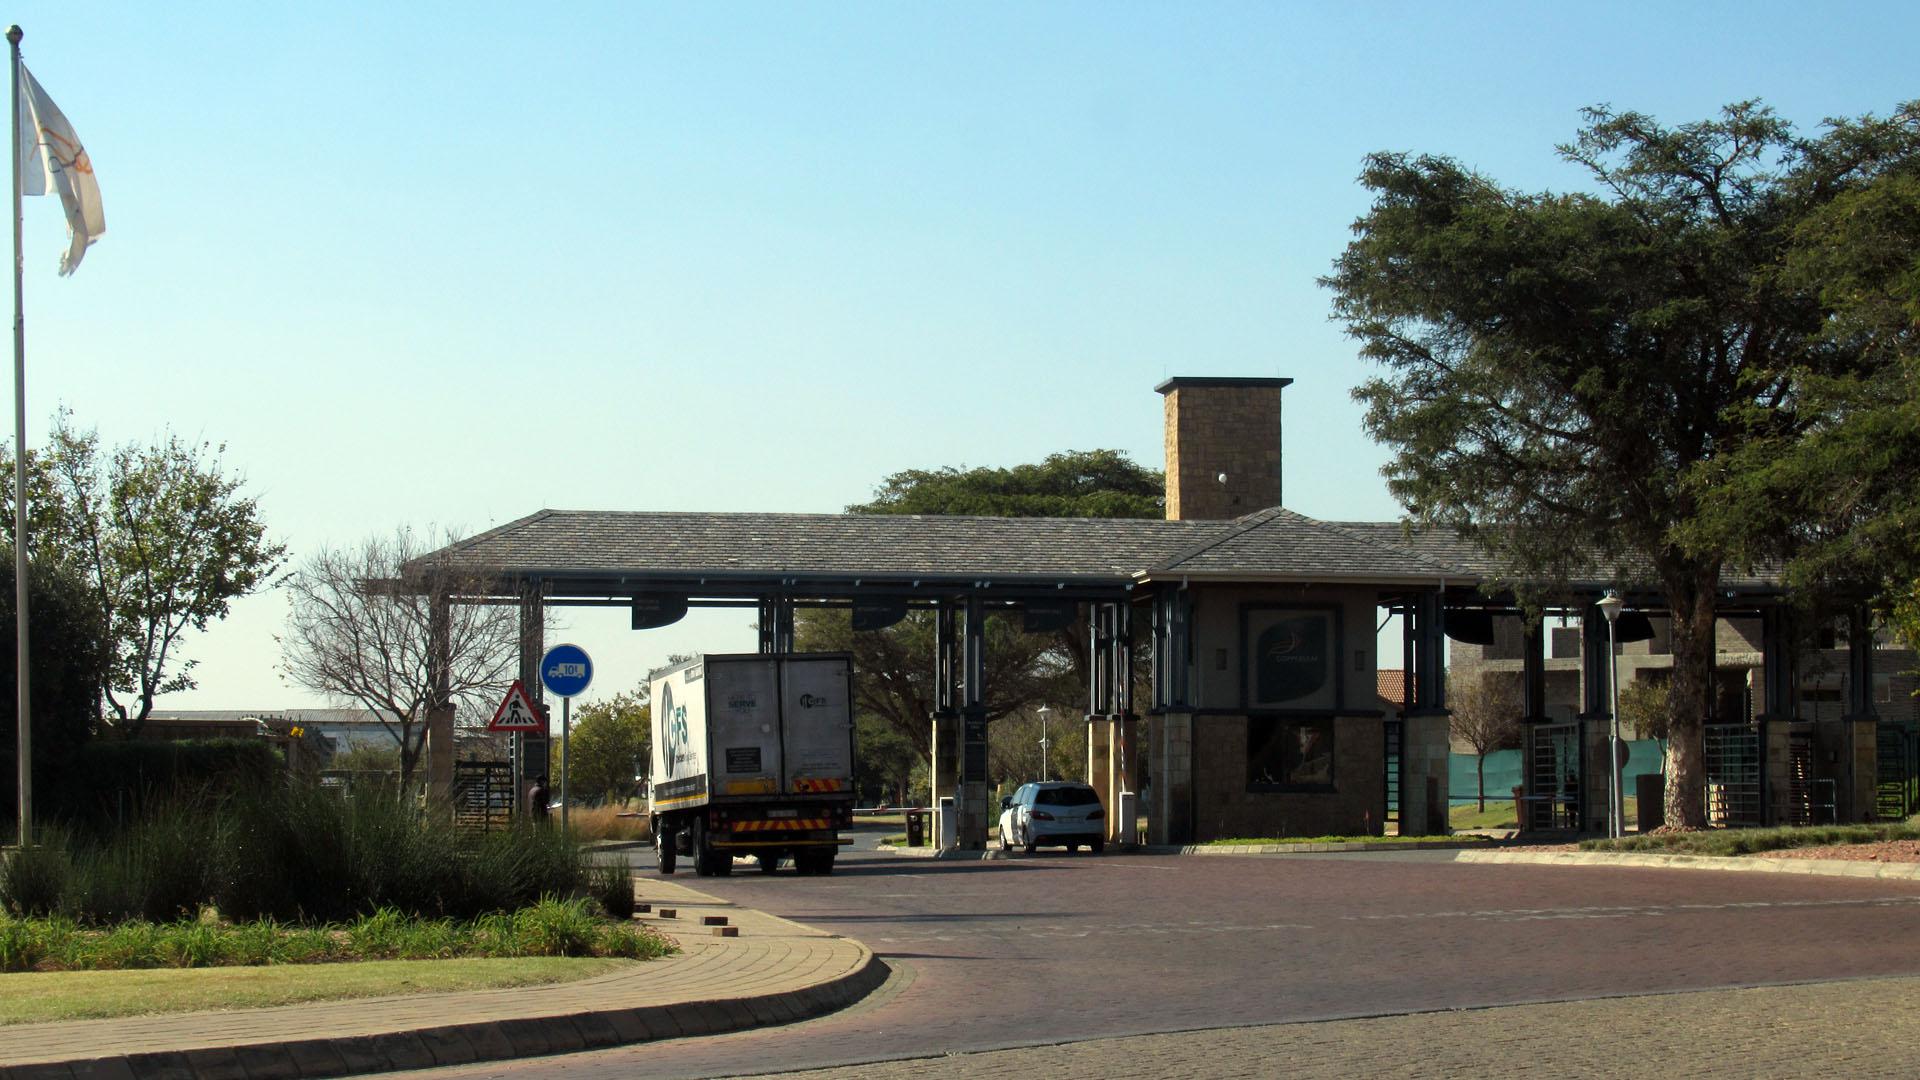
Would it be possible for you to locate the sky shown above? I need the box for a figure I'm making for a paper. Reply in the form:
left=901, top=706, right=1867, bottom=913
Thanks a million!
left=6, top=2, right=1916, bottom=714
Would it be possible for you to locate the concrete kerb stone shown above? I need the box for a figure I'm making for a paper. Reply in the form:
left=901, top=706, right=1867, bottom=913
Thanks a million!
left=0, top=880, right=889, bottom=1080
left=1452, top=848, right=1920, bottom=880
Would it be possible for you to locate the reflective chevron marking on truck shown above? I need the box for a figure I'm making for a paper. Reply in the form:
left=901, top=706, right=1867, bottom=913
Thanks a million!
left=730, top=818, right=832, bottom=832
left=791, top=777, right=846, bottom=792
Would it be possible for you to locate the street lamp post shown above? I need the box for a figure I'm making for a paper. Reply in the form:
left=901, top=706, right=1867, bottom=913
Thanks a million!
left=1597, top=590, right=1625, bottom=839
left=1037, top=705, right=1050, bottom=781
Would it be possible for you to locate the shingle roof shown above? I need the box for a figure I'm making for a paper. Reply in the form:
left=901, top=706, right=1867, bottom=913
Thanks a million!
left=425, top=508, right=1470, bottom=587
left=420, top=508, right=1785, bottom=595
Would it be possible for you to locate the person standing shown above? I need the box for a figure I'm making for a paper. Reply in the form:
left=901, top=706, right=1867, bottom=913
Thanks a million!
left=527, top=774, right=551, bottom=822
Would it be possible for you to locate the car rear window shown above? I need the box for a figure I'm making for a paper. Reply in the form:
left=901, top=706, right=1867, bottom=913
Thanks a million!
left=1035, top=786, right=1099, bottom=806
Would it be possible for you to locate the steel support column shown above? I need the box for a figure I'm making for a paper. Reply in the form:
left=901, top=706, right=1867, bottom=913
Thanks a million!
left=958, top=593, right=990, bottom=849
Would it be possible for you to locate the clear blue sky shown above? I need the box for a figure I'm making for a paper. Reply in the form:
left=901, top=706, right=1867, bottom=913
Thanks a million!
left=8, top=2, right=1915, bottom=712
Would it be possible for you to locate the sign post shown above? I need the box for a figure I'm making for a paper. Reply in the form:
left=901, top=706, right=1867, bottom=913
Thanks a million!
left=540, top=643, right=594, bottom=832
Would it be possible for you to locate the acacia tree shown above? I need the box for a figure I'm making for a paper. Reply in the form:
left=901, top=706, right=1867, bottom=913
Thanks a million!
left=1326, top=102, right=1919, bottom=828
left=27, top=419, right=286, bottom=732
left=794, top=449, right=1163, bottom=757
left=1449, top=673, right=1521, bottom=812
left=1685, top=109, right=1920, bottom=619
left=280, top=527, right=522, bottom=784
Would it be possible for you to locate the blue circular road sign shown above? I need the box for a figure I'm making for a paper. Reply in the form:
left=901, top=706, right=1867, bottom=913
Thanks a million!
left=540, top=643, right=594, bottom=698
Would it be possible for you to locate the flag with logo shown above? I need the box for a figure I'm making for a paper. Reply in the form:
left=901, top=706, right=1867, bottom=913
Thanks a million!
left=16, top=63, right=103, bottom=275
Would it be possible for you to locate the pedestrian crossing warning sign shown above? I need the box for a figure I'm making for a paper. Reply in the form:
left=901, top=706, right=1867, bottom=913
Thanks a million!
left=488, top=679, right=546, bottom=732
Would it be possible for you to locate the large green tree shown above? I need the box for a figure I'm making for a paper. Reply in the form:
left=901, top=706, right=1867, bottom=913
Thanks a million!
left=3, top=417, right=285, bottom=732
left=1326, top=102, right=1919, bottom=828
left=0, top=553, right=112, bottom=835
left=795, top=449, right=1162, bottom=766
left=556, top=688, right=650, bottom=805
left=1684, top=109, right=1920, bottom=617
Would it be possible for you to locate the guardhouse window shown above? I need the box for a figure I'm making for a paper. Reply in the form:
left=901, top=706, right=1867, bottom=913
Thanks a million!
left=1248, top=717, right=1336, bottom=792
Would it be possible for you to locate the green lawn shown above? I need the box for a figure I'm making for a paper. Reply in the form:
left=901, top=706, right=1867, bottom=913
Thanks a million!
left=0, top=956, right=635, bottom=1025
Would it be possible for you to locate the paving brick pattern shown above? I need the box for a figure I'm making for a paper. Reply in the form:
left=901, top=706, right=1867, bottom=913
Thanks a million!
left=0, top=879, right=879, bottom=1079
left=744, top=976, right=1920, bottom=1078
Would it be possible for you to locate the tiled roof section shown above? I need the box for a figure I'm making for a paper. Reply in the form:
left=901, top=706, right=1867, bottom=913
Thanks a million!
left=1156, top=508, right=1462, bottom=580
left=1376, top=669, right=1407, bottom=708
left=432, top=510, right=1217, bottom=580
left=1328, top=521, right=1785, bottom=590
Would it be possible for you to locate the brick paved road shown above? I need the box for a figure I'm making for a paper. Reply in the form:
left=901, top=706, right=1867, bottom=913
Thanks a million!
left=734, top=975, right=1920, bottom=1078
left=403, top=847, right=1920, bottom=1079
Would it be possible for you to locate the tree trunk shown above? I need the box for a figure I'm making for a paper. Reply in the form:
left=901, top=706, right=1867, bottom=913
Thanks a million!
left=1662, top=563, right=1720, bottom=829
left=1477, top=754, right=1487, bottom=812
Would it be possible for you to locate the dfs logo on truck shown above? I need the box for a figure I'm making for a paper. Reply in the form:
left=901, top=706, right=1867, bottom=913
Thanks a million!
left=661, top=684, right=692, bottom=776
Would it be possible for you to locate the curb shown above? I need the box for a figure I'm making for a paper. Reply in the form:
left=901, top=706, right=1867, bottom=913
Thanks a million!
left=1451, top=849, right=1920, bottom=880
left=1143, top=840, right=1491, bottom=856
left=3, top=925, right=889, bottom=1080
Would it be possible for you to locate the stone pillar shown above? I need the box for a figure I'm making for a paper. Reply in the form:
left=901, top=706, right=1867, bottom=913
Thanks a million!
left=1401, top=713, right=1451, bottom=837
left=427, top=586, right=454, bottom=803
left=1150, top=713, right=1194, bottom=844
left=930, top=708, right=960, bottom=845
left=1086, top=714, right=1113, bottom=830
left=1763, top=712, right=1793, bottom=827
left=1579, top=605, right=1613, bottom=833
left=1844, top=606, right=1879, bottom=822
left=516, top=580, right=547, bottom=812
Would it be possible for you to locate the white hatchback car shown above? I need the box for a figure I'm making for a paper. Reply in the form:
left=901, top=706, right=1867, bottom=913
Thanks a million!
left=998, top=781, right=1106, bottom=854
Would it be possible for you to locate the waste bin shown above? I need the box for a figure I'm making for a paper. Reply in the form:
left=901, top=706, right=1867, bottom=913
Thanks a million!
left=1636, top=772, right=1665, bottom=833
left=905, top=809, right=926, bottom=847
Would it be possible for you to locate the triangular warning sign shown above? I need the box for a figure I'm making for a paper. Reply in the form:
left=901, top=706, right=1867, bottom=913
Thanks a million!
left=488, top=679, right=547, bottom=732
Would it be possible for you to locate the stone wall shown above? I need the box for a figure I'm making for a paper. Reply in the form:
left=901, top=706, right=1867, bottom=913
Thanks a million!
left=1190, top=714, right=1387, bottom=839
left=1159, top=379, right=1286, bottom=520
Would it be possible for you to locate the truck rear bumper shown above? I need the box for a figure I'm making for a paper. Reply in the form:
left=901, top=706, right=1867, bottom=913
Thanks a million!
left=711, top=836, right=852, bottom=849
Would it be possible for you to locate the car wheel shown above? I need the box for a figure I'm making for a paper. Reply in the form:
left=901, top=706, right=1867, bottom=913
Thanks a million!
left=1067, top=842, right=1079, bottom=853
left=1022, top=827, right=1036, bottom=855
left=1091, top=838, right=1105, bottom=855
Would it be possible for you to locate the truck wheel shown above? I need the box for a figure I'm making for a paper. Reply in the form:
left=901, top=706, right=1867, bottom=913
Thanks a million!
left=796, top=849, right=836, bottom=876
left=656, top=829, right=677, bottom=875
left=757, top=851, right=782, bottom=874
left=692, top=819, right=715, bottom=877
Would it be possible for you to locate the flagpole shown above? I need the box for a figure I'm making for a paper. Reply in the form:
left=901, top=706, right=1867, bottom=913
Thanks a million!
left=7, top=23, right=30, bottom=849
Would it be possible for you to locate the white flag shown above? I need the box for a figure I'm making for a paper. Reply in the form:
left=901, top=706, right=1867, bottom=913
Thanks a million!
left=17, top=63, right=103, bottom=276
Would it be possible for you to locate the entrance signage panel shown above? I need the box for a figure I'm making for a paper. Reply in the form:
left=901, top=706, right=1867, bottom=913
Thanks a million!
left=631, top=593, right=690, bottom=630
left=851, top=599, right=908, bottom=632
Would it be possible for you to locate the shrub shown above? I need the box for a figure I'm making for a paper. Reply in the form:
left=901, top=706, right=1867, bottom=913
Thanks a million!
left=588, top=861, right=635, bottom=920
left=51, top=738, right=281, bottom=834
left=1, top=841, right=71, bottom=917
left=509, top=897, right=603, bottom=957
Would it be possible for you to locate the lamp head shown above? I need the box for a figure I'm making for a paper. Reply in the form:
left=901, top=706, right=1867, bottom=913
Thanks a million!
left=1597, top=590, right=1625, bottom=624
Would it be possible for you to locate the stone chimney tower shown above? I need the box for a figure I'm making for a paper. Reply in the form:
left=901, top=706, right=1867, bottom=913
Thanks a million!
left=1156, top=376, right=1292, bottom=520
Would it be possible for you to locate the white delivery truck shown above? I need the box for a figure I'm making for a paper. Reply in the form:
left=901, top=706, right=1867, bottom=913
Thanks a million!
left=649, top=653, right=856, bottom=876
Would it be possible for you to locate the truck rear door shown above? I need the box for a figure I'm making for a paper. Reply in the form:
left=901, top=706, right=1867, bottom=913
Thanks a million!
left=781, top=655, right=854, bottom=795
left=702, top=657, right=784, bottom=797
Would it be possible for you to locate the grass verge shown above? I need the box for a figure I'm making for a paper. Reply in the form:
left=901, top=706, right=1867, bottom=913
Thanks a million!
left=0, top=898, right=674, bottom=973
left=0, top=956, right=633, bottom=1025
left=1580, top=822, right=1920, bottom=857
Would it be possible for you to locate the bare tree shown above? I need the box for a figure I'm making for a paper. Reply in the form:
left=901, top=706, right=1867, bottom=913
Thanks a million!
left=1450, top=672, right=1523, bottom=812
left=280, top=527, right=522, bottom=784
